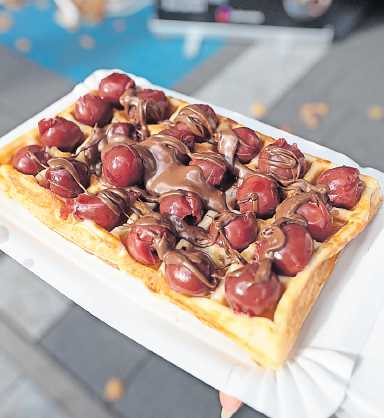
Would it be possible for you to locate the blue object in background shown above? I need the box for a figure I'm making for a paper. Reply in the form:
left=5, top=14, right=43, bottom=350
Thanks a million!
left=0, top=2, right=224, bottom=87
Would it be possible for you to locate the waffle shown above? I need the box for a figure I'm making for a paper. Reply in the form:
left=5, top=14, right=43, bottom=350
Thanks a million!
left=0, top=82, right=382, bottom=369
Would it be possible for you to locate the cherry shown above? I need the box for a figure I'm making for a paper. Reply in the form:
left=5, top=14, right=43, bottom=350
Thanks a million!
left=98, top=72, right=135, bottom=105
left=316, top=166, right=364, bottom=209
left=45, top=160, right=90, bottom=198
left=160, top=191, right=204, bottom=224
left=190, top=153, right=227, bottom=187
left=38, top=117, right=84, bottom=151
left=225, top=263, right=283, bottom=316
left=74, top=93, right=113, bottom=127
left=137, top=89, right=169, bottom=123
left=12, top=145, right=47, bottom=175
left=102, top=144, right=144, bottom=187
left=297, top=199, right=333, bottom=241
left=158, top=127, right=196, bottom=150
left=258, top=138, right=308, bottom=182
left=164, top=249, right=217, bottom=296
left=106, top=122, right=135, bottom=139
left=211, top=213, right=258, bottom=252
left=68, top=193, right=123, bottom=231
left=175, top=104, right=218, bottom=139
left=236, top=174, right=280, bottom=218
left=233, top=127, right=261, bottom=163
left=263, top=223, right=313, bottom=276
left=124, top=217, right=176, bottom=266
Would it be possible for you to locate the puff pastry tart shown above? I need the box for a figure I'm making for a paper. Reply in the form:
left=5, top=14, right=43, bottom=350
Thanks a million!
left=0, top=72, right=382, bottom=368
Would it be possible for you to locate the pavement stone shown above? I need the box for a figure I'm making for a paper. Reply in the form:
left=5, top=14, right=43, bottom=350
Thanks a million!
left=0, top=378, right=72, bottom=418
left=0, top=255, right=70, bottom=340
left=0, top=319, right=117, bottom=418
left=42, top=306, right=150, bottom=400
left=0, top=45, right=73, bottom=123
left=265, top=23, right=384, bottom=172
left=114, top=355, right=265, bottom=418
left=0, top=349, right=22, bottom=395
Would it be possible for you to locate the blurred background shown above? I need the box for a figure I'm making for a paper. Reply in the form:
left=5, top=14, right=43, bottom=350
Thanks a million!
left=0, top=1, right=384, bottom=417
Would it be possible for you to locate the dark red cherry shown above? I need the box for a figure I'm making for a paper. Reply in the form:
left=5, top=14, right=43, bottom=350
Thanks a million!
left=190, top=153, right=227, bottom=187
left=175, top=104, right=218, bottom=139
left=272, top=223, right=313, bottom=276
left=137, top=89, right=169, bottom=123
left=258, top=138, right=308, bottom=182
left=98, top=72, right=135, bottom=105
left=233, top=127, right=261, bottom=163
left=68, top=193, right=123, bottom=231
left=213, top=213, right=258, bottom=252
left=297, top=199, right=333, bottom=242
left=316, top=166, right=364, bottom=209
left=45, top=160, right=90, bottom=198
left=74, top=93, right=113, bottom=127
left=38, top=117, right=84, bottom=151
left=236, top=174, right=280, bottom=218
left=106, top=122, right=134, bottom=139
left=124, top=219, right=176, bottom=266
left=158, top=127, right=196, bottom=150
left=12, top=145, right=47, bottom=175
left=164, top=249, right=216, bottom=296
left=160, top=191, right=204, bottom=224
left=102, top=144, right=144, bottom=187
left=225, top=263, right=283, bottom=317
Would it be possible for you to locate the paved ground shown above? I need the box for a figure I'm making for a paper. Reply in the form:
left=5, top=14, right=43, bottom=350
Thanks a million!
left=1, top=12, right=384, bottom=417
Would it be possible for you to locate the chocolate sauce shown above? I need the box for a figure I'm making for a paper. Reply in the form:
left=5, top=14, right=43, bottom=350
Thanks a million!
left=174, top=104, right=217, bottom=137
left=96, top=188, right=132, bottom=217
left=163, top=249, right=218, bottom=289
left=259, top=145, right=301, bottom=183
left=47, top=158, right=88, bottom=193
left=275, top=192, right=320, bottom=226
left=138, top=136, right=227, bottom=212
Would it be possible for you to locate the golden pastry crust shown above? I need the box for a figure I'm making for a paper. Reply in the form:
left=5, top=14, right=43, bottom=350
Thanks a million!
left=0, top=90, right=382, bottom=369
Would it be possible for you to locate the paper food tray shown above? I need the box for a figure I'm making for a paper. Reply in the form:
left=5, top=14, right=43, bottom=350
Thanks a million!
left=0, top=70, right=383, bottom=418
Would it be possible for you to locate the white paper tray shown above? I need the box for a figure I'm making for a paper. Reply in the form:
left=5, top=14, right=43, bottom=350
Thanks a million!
left=0, top=70, right=383, bottom=418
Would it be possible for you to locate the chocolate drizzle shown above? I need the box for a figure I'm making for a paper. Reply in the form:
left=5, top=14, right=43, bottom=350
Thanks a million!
left=163, top=250, right=218, bottom=289
left=258, top=145, right=301, bottom=183
left=47, top=158, right=88, bottom=193
left=208, top=211, right=247, bottom=265
left=96, top=188, right=132, bottom=218
left=275, top=192, right=321, bottom=226
left=174, top=104, right=217, bottom=138
left=137, top=136, right=227, bottom=212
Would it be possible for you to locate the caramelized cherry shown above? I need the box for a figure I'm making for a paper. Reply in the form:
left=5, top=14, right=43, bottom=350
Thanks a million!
left=160, top=191, right=204, bottom=224
left=212, top=213, right=258, bottom=252
left=124, top=218, right=176, bottom=266
left=236, top=174, right=280, bottom=218
left=45, top=160, right=90, bottom=198
left=12, top=145, right=47, bottom=175
left=233, top=127, right=261, bottom=163
left=98, top=72, right=135, bottom=105
left=164, top=249, right=216, bottom=296
left=38, top=117, right=84, bottom=151
left=102, top=144, right=144, bottom=187
left=225, top=263, right=283, bottom=316
left=271, top=223, right=313, bottom=276
left=316, top=166, right=364, bottom=209
left=297, top=199, right=333, bottom=242
left=190, top=154, right=227, bottom=187
left=69, top=193, right=122, bottom=231
left=74, top=93, right=113, bottom=127
left=258, top=138, right=307, bottom=182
